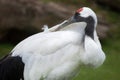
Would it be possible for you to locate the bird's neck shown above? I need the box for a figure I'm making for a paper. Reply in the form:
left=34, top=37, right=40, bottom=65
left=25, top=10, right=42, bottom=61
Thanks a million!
left=85, top=17, right=96, bottom=39
left=85, top=23, right=95, bottom=39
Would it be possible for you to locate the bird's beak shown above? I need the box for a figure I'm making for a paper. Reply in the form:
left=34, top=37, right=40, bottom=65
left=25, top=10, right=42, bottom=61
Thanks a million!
left=67, top=17, right=75, bottom=23
left=65, top=12, right=81, bottom=24
left=48, top=12, right=81, bottom=31
left=66, top=12, right=82, bottom=23
left=59, top=16, right=76, bottom=28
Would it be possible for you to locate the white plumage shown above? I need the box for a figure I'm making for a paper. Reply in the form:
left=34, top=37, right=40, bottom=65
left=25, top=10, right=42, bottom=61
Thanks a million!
left=10, top=7, right=105, bottom=80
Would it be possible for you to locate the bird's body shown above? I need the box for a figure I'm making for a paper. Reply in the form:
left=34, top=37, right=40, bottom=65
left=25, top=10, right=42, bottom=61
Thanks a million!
left=0, top=7, right=105, bottom=80
left=12, top=22, right=86, bottom=80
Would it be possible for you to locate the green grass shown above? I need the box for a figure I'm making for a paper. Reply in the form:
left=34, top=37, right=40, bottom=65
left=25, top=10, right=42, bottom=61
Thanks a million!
left=0, top=43, right=13, bottom=57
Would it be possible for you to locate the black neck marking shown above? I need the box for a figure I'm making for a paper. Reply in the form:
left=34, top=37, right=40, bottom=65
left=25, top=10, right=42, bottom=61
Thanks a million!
left=74, top=12, right=95, bottom=39
left=85, top=16, right=95, bottom=39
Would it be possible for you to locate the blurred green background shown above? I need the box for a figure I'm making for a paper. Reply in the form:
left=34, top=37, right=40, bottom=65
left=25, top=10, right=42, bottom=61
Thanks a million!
left=0, top=0, right=120, bottom=80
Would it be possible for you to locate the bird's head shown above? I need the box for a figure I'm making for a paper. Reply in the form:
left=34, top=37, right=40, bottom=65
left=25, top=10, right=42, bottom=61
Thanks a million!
left=72, top=7, right=97, bottom=27
left=68, top=7, right=97, bottom=39
left=58, top=7, right=97, bottom=39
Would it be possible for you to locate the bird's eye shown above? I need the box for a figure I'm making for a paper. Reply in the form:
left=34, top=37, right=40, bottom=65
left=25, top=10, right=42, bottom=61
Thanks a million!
left=76, top=8, right=83, bottom=13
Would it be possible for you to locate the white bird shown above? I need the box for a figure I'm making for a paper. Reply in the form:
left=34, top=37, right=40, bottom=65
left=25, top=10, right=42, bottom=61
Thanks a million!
left=0, top=7, right=105, bottom=80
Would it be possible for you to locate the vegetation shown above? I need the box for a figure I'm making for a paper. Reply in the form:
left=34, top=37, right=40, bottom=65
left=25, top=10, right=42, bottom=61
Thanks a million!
left=0, top=43, right=13, bottom=57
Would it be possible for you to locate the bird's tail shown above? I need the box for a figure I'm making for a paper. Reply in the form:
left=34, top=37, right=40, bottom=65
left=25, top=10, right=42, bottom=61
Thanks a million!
left=0, top=54, right=25, bottom=80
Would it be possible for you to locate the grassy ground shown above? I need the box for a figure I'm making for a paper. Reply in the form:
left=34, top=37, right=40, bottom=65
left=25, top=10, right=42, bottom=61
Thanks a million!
left=0, top=37, right=120, bottom=80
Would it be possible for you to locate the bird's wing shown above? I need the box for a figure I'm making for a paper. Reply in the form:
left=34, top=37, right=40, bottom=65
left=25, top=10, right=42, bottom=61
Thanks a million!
left=11, top=31, right=81, bottom=56
left=11, top=32, right=48, bottom=53
left=12, top=22, right=86, bottom=55
left=11, top=20, right=70, bottom=53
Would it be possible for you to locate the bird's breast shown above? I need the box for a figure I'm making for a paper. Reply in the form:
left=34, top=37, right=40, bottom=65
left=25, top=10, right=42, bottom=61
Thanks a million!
left=80, top=36, right=105, bottom=68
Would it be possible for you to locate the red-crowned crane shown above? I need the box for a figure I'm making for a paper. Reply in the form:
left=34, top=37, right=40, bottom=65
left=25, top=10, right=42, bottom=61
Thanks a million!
left=0, top=7, right=105, bottom=80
